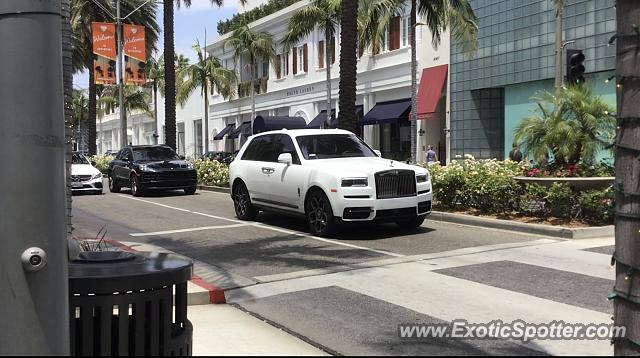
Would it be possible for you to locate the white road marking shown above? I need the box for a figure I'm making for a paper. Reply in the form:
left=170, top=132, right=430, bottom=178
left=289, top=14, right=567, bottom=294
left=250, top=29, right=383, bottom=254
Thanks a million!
left=130, top=224, right=251, bottom=237
left=120, top=194, right=404, bottom=258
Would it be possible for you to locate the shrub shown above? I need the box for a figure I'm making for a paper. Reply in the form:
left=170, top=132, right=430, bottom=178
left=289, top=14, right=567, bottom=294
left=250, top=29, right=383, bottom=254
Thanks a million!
left=88, top=155, right=114, bottom=174
left=192, top=159, right=230, bottom=187
left=520, top=183, right=548, bottom=216
left=577, top=188, right=615, bottom=225
left=545, top=183, right=576, bottom=218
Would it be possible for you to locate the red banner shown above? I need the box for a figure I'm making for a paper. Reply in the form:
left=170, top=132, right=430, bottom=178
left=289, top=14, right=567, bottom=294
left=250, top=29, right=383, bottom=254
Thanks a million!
left=124, top=24, right=146, bottom=86
left=92, top=22, right=117, bottom=84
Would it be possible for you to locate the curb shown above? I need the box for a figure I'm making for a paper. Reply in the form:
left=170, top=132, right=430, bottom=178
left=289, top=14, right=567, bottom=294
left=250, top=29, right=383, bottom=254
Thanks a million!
left=197, top=185, right=231, bottom=194
left=428, top=211, right=613, bottom=239
left=100, top=238, right=226, bottom=304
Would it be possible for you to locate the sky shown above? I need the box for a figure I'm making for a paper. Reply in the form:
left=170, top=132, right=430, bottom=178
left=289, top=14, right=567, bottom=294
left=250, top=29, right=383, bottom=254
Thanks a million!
left=73, top=0, right=241, bottom=89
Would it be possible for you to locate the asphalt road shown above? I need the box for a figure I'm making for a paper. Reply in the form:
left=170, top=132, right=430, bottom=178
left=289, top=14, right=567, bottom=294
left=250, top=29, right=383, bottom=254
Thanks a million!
left=73, top=184, right=616, bottom=356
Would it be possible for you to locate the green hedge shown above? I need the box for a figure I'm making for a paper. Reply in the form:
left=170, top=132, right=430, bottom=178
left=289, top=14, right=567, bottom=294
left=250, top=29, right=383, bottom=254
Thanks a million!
left=424, top=158, right=614, bottom=226
left=193, top=159, right=230, bottom=188
left=88, top=155, right=114, bottom=175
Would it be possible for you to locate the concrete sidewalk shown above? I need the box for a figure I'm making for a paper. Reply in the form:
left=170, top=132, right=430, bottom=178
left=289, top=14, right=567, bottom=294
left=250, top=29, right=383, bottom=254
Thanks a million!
left=190, top=304, right=327, bottom=356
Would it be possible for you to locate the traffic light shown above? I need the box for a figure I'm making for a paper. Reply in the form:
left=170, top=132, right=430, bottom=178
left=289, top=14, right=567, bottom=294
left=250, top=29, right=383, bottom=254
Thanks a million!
left=566, top=49, right=586, bottom=86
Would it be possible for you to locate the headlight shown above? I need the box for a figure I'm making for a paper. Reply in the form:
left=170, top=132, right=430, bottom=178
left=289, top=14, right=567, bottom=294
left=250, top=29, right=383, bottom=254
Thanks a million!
left=341, top=178, right=368, bottom=187
left=92, top=173, right=102, bottom=180
left=416, top=172, right=429, bottom=183
left=139, top=164, right=150, bottom=172
left=186, top=162, right=194, bottom=170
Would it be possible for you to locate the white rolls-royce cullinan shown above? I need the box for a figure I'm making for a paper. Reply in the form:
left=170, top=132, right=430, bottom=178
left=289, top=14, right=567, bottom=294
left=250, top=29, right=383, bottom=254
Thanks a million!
left=229, top=129, right=433, bottom=237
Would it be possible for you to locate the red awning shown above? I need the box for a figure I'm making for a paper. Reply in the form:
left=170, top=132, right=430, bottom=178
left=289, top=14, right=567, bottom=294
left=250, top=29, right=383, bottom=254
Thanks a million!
left=416, top=64, right=448, bottom=120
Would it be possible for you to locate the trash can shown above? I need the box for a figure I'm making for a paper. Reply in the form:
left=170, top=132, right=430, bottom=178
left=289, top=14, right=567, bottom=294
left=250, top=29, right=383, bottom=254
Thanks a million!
left=68, top=251, right=193, bottom=356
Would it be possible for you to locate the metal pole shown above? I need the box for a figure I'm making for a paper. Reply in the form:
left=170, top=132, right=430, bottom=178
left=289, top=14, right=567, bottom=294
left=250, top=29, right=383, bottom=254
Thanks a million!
left=117, top=0, right=126, bottom=147
left=0, top=0, right=69, bottom=354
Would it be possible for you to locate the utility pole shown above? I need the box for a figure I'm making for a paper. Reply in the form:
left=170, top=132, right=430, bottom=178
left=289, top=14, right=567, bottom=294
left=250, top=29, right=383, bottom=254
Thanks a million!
left=613, top=0, right=640, bottom=355
left=0, top=0, right=69, bottom=354
left=116, top=0, right=126, bottom=148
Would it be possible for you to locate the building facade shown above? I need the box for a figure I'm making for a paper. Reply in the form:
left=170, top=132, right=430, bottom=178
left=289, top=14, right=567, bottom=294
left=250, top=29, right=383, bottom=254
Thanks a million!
left=189, top=0, right=452, bottom=163
left=449, top=0, right=617, bottom=160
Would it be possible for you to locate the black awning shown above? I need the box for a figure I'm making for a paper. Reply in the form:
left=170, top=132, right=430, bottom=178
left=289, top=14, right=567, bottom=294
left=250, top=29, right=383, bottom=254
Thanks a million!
left=359, top=99, right=411, bottom=126
left=228, top=122, right=251, bottom=139
left=306, top=110, right=336, bottom=128
left=213, top=123, right=235, bottom=140
left=252, top=116, right=307, bottom=134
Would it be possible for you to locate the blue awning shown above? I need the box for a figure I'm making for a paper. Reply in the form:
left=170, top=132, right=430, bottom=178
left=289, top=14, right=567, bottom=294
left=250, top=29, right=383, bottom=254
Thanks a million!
left=252, top=116, right=307, bottom=134
left=359, top=99, right=411, bottom=126
left=213, top=123, right=235, bottom=140
left=306, top=110, right=336, bottom=128
left=228, top=122, right=251, bottom=139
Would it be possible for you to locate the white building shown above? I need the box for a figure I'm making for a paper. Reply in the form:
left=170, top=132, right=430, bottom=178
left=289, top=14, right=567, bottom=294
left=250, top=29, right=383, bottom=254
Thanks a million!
left=108, top=0, right=452, bottom=162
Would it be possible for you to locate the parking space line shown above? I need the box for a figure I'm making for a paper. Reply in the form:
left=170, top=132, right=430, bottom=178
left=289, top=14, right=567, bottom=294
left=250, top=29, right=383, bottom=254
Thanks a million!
left=120, top=194, right=404, bottom=258
left=130, top=224, right=251, bottom=237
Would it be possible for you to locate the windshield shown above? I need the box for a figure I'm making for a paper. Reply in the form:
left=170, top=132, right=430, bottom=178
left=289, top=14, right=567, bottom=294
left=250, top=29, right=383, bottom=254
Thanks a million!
left=132, top=147, right=180, bottom=162
left=296, top=134, right=377, bottom=160
left=72, top=153, right=90, bottom=165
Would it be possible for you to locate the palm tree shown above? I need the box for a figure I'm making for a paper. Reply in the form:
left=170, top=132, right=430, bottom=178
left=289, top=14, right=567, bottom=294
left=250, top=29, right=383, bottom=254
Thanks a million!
left=163, top=0, right=241, bottom=150
left=72, top=89, right=90, bottom=151
left=513, top=86, right=615, bottom=165
left=147, top=56, right=164, bottom=144
left=613, top=1, right=640, bottom=354
left=225, top=23, right=280, bottom=122
left=100, top=85, right=152, bottom=145
left=552, top=0, right=565, bottom=91
left=178, top=42, right=237, bottom=153
left=70, top=0, right=159, bottom=153
left=337, top=0, right=358, bottom=133
left=360, top=0, right=477, bottom=162
left=283, top=0, right=341, bottom=127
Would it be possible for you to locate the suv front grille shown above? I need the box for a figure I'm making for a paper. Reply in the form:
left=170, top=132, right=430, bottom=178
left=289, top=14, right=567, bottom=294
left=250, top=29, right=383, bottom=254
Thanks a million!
left=71, top=175, right=92, bottom=182
left=374, top=170, right=416, bottom=199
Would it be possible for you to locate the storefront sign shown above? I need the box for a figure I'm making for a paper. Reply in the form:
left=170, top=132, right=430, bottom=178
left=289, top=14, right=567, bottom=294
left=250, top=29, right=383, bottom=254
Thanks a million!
left=286, top=86, right=315, bottom=97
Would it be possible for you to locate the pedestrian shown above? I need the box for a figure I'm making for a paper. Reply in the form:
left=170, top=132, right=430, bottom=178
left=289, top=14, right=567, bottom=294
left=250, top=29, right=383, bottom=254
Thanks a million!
left=425, top=145, right=437, bottom=164
left=509, top=144, right=523, bottom=162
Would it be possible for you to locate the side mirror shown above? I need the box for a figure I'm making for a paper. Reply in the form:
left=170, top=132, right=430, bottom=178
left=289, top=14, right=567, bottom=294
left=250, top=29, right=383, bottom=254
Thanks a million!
left=180, top=155, right=186, bottom=160
left=373, top=150, right=382, bottom=157
left=91, top=161, right=97, bottom=166
left=278, top=153, right=293, bottom=165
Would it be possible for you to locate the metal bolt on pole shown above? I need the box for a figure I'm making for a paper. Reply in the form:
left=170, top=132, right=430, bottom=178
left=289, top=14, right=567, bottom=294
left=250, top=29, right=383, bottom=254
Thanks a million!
left=0, top=0, right=69, bottom=354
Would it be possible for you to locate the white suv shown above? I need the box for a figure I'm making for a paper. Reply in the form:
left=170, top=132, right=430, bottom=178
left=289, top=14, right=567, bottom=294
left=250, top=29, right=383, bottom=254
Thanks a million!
left=229, top=129, right=433, bottom=236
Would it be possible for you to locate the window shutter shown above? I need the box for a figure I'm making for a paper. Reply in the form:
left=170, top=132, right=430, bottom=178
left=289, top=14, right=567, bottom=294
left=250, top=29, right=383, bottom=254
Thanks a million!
left=303, top=43, right=308, bottom=73
left=390, top=17, right=400, bottom=51
left=331, top=37, right=336, bottom=64
left=276, top=55, right=281, bottom=79
left=318, top=40, right=325, bottom=69
left=292, top=48, right=297, bottom=75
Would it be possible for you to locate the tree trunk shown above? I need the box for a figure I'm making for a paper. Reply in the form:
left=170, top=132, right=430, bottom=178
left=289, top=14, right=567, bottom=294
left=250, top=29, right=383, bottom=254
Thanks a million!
left=338, top=0, right=358, bottom=133
left=613, top=1, right=640, bottom=355
left=251, top=56, right=256, bottom=124
left=61, top=0, right=73, bottom=239
left=153, top=81, right=158, bottom=144
left=164, top=1, right=177, bottom=150
left=87, top=55, right=97, bottom=155
left=410, top=0, right=417, bottom=163
left=325, top=28, right=332, bottom=128
left=204, top=81, right=209, bottom=154
left=554, top=4, right=563, bottom=91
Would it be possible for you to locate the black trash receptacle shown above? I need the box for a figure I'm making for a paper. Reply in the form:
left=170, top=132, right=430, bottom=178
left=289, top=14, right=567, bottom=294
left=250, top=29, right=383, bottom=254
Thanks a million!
left=69, top=251, right=193, bottom=356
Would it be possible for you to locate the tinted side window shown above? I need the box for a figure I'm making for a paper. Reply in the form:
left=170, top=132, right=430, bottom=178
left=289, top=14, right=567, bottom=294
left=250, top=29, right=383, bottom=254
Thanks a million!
left=116, top=149, right=125, bottom=160
left=242, top=135, right=276, bottom=162
left=274, top=134, right=301, bottom=165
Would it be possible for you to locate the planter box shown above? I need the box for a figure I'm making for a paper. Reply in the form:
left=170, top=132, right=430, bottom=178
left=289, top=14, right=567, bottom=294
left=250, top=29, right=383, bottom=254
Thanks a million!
left=514, top=176, right=614, bottom=190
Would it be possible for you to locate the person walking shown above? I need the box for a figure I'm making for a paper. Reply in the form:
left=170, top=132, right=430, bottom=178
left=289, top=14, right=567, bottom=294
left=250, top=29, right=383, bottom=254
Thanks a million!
left=425, top=145, right=437, bottom=165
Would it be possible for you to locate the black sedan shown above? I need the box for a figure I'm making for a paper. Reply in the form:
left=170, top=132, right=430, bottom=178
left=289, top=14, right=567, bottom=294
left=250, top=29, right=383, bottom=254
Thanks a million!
left=108, top=145, right=197, bottom=196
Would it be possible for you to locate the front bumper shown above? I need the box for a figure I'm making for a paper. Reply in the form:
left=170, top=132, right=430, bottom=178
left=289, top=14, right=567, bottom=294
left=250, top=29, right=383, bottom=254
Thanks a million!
left=71, top=177, right=103, bottom=192
left=140, top=171, right=197, bottom=190
left=333, top=182, right=433, bottom=222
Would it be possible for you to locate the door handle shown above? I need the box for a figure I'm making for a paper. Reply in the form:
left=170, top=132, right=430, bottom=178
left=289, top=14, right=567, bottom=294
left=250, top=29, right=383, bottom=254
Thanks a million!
left=261, top=167, right=275, bottom=174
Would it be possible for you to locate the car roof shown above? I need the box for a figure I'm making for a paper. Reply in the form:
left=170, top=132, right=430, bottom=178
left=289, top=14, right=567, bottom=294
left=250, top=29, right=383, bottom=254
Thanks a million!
left=252, top=128, right=354, bottom=138
left=125, top=145, right=172, bottom=149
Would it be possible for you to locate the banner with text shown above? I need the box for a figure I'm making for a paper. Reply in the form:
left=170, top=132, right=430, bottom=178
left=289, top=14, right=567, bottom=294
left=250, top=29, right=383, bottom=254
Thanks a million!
left=91, top=22, right=117, bottom=85
left=124, top=24, right=146, bottom=86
